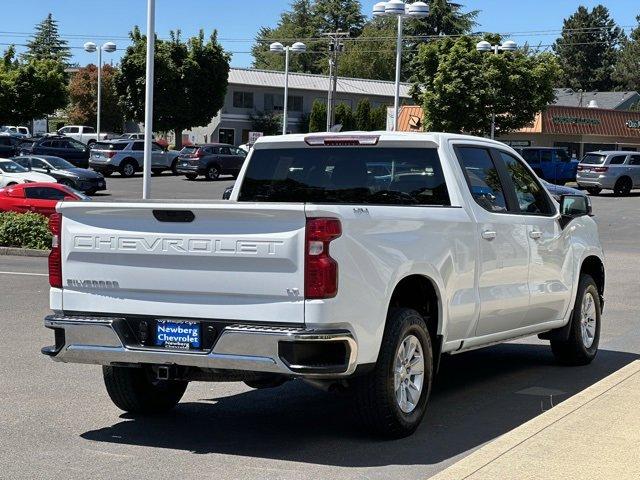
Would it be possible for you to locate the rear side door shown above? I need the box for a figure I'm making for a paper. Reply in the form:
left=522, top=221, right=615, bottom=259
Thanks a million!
left=626, top=154, right=640, bottom=186
left=454, top=145, right=530, bottom=336
left=227, top=147, right=247, bottom=173
left=151, top=142, right=167, bottom=167
left=217, top=146, right=236, bottom=173
left=496, top=149, right=573, bottom=325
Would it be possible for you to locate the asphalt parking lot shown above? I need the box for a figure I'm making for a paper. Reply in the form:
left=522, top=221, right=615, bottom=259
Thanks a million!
left=1, top=177, right=639, bottom=480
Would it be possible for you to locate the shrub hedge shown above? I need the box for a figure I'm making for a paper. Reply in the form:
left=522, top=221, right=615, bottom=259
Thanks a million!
left=0, top=212, right=52, bottom=250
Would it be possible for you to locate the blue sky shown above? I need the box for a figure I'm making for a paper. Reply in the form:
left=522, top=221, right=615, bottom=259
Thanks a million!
left=3, top=0, right=639, bottom=68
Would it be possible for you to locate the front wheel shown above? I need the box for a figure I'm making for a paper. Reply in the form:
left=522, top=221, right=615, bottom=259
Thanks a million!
left=102, top=366, right=188, bottom=414
left=58, top=178, right=74, bottom=188
left=119, top=161, right=137, bottom=178
left=171, top=159, right=179, bottom=175
left=351, top=308, right=433, bottom=438
left=613, top=177, right=632, bottom=196
left=550, top=274, right=601, bottom=365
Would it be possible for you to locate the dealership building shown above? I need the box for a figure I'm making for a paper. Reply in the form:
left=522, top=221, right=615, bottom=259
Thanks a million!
left=398, top=89, right=640, bottom=158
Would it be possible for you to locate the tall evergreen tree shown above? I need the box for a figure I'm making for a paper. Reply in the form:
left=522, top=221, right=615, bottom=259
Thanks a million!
left=354, top=98, right=372, bottom=130
left=23, top=13, right=71, bottom=64
left=613, top=16, right=640, bottom=91
left=553, top=5, right=622, bottom=91
left=405, top=0, right=479, bottom=38
left=312, top=0, right=365, bottom=36
left=309, top=99, right=327, bottom=132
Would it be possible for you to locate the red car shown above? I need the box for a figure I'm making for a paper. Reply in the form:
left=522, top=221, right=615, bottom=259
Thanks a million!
left=0, top=182, right=88, bottom=217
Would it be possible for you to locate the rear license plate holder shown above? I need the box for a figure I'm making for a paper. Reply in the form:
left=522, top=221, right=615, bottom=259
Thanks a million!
left=155, top=320, right=201, bottom=350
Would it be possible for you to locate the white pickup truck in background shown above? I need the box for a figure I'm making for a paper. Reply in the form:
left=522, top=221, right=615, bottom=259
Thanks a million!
left=42, top=132, right=605, bottom=438
left=57, top=125, right=109, bottom=145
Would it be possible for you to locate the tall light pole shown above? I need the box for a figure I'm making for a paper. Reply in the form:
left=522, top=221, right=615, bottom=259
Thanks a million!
left=142, top=0, right=155, bottom=199
left=83, top=41, right=117, bottom=139
left=270, top=42, right=306, bottom=135
left=476, top=40, right=517, bottom=140
left=373, top=0, right=429, bottom=131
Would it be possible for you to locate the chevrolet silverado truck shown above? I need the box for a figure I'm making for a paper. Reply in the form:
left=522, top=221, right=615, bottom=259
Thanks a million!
left=42, top=132, right=605, bottom=438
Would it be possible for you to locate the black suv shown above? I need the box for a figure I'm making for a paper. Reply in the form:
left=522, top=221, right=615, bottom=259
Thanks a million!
left=0, top=135, right=23, bottom=158
left=20, top=135, right=90, bottom=168
left=175, top=143, right=247, bottom=180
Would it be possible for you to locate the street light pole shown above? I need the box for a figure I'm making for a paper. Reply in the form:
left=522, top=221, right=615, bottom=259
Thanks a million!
left=142, top=0, right=155, bottom=200
left=83, top=41, right=116, bottom=139
left=270, top=42, right=306, bottom=135
left=476, top=40, right=518, bottom=140
left=373, top=1, right=429, bottom=132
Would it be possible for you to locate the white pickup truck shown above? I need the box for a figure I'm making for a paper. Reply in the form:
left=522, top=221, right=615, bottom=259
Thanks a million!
left=57, top=125, right=109, bottom=145
left=42, top=132, right=605, bottom=438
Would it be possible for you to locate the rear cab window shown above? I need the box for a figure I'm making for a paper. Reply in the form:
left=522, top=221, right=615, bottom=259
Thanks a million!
left=238, top=147, right=450, bottom=206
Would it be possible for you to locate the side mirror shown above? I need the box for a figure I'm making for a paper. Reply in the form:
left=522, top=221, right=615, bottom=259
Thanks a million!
left=45, top=166, right=51, bottom=173
left=559, top=194, right=592, bottom=227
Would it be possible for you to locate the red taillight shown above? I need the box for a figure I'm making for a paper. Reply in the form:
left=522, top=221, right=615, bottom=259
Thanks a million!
left=305, top=218, right=342, bottom=299
left=48, top=213, right=62, bottom=288
left=593, top=166, right=608, bottom=173
left=107, top=150, right=117, bottom=158
left=195, top=149, right=205, bottom=158
left=577, top=165, right=584, bottom=171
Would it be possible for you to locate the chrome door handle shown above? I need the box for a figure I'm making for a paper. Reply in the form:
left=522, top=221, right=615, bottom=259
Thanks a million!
left=529, top=230, right=542, bottom=240
left=481, top=230, right=496, bottom=241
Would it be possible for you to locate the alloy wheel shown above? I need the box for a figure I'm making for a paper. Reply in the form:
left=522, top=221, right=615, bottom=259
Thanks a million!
left=580, top=292, right=597, bottom=348
left=393, top=334, right=425, bottom=414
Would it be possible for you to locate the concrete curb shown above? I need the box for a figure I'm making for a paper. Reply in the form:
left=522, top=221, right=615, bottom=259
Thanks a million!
left=0, top=246, right=50, bottom=257
left=429, top=360, right=640, bottom=480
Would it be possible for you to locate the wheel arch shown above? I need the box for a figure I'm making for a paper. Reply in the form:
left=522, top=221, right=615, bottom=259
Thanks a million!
left=580, top=255, right=605, bottom=307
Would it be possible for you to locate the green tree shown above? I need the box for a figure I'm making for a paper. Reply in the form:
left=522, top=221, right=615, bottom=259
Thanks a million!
left=312, top=0, right=365, bottom=36
left=0, top=48, right=68, bottom=125
left=22, top=13, right=71, bottom=64
left=613, top=15, right=640, bottom=91
left=370, top=104, right=388, bottom=130
left=339, top=17, right=396, bottom=81
left=309, top=99, right=327, bottom=132
left=334, top=102, right=355, bottom=130
left=68, top=64, right=124, bottom=133
left=250, top=111, right=282, bottom=135
left=553, top=5, right=622, bottom=91
left=354, top=98, right=372, bottom=130
left=410, top=36, right=561, bottom=136
left=116, top=28, right=230, bottom=149
left=406, top=0, right=478, bottom=38
left=252, top=0, right=322, bottom=73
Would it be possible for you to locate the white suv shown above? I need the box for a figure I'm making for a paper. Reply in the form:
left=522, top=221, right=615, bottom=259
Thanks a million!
left=42, top=132, right=605, bottom=438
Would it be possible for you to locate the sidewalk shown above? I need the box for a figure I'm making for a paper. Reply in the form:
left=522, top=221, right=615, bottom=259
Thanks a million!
left=431, top=360, right=640, bottom=480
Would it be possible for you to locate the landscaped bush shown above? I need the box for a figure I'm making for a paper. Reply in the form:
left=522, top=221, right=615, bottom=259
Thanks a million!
left=0, top=212, right=52, bottom=250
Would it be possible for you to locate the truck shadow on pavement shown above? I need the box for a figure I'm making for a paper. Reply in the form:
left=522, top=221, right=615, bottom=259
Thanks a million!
left=81, top=344, right=638, bottom=467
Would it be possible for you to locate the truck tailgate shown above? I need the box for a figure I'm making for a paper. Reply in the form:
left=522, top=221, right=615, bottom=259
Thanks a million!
left=58, top=202, right=306, bottom=324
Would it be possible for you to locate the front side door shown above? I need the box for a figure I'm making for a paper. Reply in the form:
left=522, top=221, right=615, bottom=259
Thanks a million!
left=23, top=186, right=66, bottom=216
left=454, top=145, right=530, bottom=337
left=497, top=149, right=573, bottom=326
left=151, top=142, right=166, bottom=167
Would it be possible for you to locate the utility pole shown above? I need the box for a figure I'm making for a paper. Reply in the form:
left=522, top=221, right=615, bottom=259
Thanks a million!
left=322, top=31, right=349, bottom=131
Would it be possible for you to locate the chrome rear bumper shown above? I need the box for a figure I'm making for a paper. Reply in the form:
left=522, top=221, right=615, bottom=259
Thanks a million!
left=42, top=315, right=357, bottom=377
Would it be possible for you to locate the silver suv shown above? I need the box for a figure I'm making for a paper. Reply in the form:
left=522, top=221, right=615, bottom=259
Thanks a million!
left=89, top=139, right=180, bottom=177
left=576, top=151, right=640, bottom=196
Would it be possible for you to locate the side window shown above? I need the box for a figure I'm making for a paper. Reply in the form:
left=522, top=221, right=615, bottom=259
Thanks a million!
left=540, top=150, right=553, bottom=162
left=131, top=142, right=144, bottom=151
left=231, top=147, right=246, bottom=157
left=14, top=158, right=30, bottom=168
left=83, top=127, right=95, bottom=133
left=152, top=142, right=163, bottom=151
left=40, top=141, right=52, bottom=148
left=219, top=146, right=231, bottom=155
left=31, top=158, right=48, bottom=169
left=628, top=155, right=640, bottom=166
left=455, top=146, right=508, bottom=213
left=498, top=151, right=554, bottom=215
left=67, top=127, right=80, bottom=134
left=25, top=187, right=66, bottom=200
left=609, top=155, right=627, bottom=165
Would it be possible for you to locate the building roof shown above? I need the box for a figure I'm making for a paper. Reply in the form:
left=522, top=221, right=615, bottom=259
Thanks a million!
left=553, top=88, right=640, bottom=110
left=228, top=67, right=411, bottom=98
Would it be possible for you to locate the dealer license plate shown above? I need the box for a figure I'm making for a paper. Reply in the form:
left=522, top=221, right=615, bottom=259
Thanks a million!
left=155, top=320, right=201, bottom=350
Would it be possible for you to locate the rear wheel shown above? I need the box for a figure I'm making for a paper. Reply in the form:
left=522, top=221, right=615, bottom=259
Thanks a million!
left=613, top=177, right=632, bottom=196
left=205, top=164, right=220, bottom=181
left=102, top=366, right=188, bottom=414
left=586, top=187, right=602, bottom=196
left=550, top=274, right=601, bottom=365
left=351, top=308, right=433, bottom=438
left=119, top=160, right=137, bottom=178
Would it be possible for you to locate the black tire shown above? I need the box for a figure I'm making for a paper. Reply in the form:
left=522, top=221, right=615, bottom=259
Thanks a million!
left=171, top=159, right=179, bottom=175
left=550, top=274, right=601, bottom=366
left=119, top=160, right=137, bottom=178
left=205, top=164, right=220, bottom=181
left=102, top=366, right=188, bottom=414
left=586, top=187, right=602, bottom=196
left=185, top=173, right=198, bottom=181
left=613, top=177, right=632, bottom=196
left=351, top=308, right=433, bottom=439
